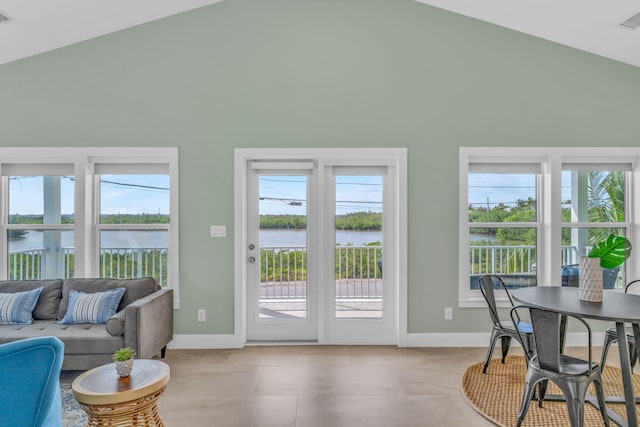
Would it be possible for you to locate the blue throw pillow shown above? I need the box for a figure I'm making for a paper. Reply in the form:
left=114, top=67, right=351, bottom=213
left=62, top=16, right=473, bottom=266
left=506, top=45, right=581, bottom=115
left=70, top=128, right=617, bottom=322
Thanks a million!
left=0, top=287, right=43, bottom=325
left=58, top=287, right=126, bottom=325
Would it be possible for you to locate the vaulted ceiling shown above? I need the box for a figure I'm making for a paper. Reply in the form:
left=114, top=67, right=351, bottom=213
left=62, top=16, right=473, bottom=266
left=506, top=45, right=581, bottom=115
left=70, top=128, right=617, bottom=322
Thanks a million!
left=0, top=0, right=224, bottom=65
left=415, top=0, right=640, bottom=68
left=0, top=0, right=639, bottom=68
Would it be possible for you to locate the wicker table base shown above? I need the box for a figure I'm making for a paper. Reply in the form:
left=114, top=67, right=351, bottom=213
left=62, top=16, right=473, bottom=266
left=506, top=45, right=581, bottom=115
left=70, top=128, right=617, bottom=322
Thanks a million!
left=78, top=386, right=166, bottom=427
left=73, top=360, right=170, bottom=427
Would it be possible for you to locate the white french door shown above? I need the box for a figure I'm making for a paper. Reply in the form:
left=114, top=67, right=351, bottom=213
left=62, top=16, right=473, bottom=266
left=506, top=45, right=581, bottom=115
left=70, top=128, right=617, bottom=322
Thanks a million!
left=246, top=162, right=318, bottom=341
left=321, top=166, right=397, bottom=343
left=236, top=148, right=406, bottom=344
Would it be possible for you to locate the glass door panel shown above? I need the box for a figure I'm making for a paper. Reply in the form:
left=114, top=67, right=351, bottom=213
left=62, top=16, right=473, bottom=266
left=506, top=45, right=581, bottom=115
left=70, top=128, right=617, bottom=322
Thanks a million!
left=258, top=175, right=308, bottom=320
left=334, top=175, right=383, bottom=319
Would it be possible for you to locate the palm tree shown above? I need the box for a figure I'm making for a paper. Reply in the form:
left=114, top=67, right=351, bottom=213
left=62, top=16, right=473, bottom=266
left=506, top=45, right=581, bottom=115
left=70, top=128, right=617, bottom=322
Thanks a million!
left=587, top=170, right=625, bottom=243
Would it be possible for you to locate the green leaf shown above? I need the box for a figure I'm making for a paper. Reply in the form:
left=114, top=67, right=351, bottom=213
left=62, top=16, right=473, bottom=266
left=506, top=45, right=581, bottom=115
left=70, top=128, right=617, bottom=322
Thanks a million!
left=588, top=234, right=632, bottom=269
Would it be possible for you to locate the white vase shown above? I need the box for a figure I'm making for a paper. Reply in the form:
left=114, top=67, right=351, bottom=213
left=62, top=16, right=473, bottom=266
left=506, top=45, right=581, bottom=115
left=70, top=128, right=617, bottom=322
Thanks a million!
left=115, top=359, right=134, bottom=377
left=579, top=256, right=603, bottom=302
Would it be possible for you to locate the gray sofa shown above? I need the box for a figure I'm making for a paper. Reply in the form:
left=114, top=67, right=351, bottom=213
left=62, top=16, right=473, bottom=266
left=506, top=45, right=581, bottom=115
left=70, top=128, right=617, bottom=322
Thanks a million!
left=0, top=277, right=173, bottom=370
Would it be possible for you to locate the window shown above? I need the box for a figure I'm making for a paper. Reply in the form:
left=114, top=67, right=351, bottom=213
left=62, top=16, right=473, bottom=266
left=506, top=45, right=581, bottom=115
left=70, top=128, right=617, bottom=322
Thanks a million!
left=0, top=148, right=179, bottom=306
left=97, top=168, right=170, bottom=286
left=7, top=166, right=75, bottom=280
left=561, top=165, right=629, bottom=289
left=467, top=167, right=540, bottom=291
left=459, top=148, right=636, bottom=307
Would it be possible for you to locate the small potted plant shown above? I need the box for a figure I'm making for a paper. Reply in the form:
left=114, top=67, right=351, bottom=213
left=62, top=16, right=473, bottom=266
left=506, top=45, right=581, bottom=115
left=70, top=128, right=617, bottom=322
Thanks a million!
left=113, top=347, right=136, bottom=378
left=580, top=234, right=632, bottom=302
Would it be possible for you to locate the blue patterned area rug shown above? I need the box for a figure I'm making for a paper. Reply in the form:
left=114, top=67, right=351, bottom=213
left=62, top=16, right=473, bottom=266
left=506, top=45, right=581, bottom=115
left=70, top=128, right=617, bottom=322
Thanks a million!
left=61, top=384, right=87, bottom=427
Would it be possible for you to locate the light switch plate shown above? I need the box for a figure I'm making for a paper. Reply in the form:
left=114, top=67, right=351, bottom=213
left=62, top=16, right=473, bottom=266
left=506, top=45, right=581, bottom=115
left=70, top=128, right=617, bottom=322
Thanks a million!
left=210, top=225, right=226, bottom=237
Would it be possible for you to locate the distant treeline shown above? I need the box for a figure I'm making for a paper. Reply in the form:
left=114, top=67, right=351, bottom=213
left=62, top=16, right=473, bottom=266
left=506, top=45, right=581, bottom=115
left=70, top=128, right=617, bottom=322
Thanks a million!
left=260, top=212, right=381, bottom=231
left=9, top=214, right=170, bottom=225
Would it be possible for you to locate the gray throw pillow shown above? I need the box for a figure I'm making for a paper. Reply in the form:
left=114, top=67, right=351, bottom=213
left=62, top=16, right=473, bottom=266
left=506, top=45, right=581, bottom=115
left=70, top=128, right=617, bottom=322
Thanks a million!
left=0, top=279, right=63, bottom=320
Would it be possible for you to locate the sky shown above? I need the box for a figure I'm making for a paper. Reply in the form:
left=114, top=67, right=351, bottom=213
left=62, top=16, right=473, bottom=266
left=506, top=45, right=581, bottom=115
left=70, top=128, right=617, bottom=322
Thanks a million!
left=259, top=175, right=383, bottom=216
left=8, top=172, right=573, bottom=216
left=469, top=172, right=572, bottom=208
left=9, top=174, right=380, bottom=217
left=9, top=175, right=170, bottom=216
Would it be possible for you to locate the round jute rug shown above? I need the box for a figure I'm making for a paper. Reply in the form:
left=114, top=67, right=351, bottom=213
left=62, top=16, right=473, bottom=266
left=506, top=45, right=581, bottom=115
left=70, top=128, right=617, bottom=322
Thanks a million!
left=461, top=355, right=640, bottom=426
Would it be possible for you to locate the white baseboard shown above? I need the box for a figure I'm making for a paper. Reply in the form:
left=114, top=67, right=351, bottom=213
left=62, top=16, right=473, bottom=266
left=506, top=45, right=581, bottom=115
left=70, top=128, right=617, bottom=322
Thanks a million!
left=167, top=334, right=243, bottom=349
left=405, top=332, right=606, bottom=348
left=167, top=332, right=606, bottom=349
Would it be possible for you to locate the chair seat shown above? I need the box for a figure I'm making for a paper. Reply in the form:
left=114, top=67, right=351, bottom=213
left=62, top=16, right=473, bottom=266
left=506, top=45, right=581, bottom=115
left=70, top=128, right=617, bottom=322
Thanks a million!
left=557, top=355, right=599, bottom=376
left=498, top=320, right=533, bottom=334
left=530, top=354, right=599, bottom=376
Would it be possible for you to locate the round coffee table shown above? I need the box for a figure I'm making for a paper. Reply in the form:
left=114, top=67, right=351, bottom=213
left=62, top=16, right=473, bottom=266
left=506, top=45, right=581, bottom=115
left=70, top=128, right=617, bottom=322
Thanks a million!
left=72, top=359, right=170, bottom=427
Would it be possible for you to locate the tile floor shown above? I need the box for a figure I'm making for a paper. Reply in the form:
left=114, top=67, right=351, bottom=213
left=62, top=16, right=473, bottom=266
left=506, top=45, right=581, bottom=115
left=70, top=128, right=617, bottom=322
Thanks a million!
left=156, top=346, right=497, bottom=427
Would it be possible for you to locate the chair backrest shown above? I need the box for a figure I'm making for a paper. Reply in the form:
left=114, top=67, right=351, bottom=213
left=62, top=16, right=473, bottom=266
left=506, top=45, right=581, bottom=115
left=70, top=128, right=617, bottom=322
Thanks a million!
left=478, top=275, right=516, bottom=326
left=625, top=279, right=640, bottom=295
left=511, top=305, right=592, bottom=373
left=0, top=336, right=64, bottom=427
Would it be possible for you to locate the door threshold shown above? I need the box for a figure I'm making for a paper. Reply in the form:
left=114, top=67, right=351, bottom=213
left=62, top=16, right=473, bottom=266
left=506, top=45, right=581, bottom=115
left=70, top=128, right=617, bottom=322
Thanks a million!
left=245, top=340, right=319, bottom=346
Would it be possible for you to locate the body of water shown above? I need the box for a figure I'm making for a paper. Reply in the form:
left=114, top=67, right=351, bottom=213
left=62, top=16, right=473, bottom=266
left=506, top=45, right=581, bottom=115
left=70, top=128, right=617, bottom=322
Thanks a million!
left=10, top=229, right=379, bottom=251
left=470, top=233, right=497, bottom=242
left=9, top=230, right=167, bottom=251
left=260, top=229, right=381, bottom=247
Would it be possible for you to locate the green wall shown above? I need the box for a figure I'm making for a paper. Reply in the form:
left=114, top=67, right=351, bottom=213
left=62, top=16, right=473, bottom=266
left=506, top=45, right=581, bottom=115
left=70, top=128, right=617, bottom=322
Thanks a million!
left=1, top=0, right=639, bottom=336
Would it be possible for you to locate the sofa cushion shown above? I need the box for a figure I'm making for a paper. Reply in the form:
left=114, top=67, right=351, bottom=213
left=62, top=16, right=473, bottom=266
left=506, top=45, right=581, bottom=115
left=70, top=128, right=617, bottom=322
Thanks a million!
left=0, top=320, right=124, bottom=354
left=58, top=277, right=158, bottom=320
left=0, top=287, right=43, bottom=325
left=58, top=288, right=126, bottom=325
left=0, top=280, right=63, bottom=320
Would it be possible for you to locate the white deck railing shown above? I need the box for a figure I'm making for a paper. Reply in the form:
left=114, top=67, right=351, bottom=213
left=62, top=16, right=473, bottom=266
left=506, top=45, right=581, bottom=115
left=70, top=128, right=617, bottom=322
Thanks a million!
left=7, top=244, right=578, bottom=294
left=260, top=245, right=382, bottom=299
left=469, top=245, right=577, bottom=275
left=8, top=247, right=168, bottom=286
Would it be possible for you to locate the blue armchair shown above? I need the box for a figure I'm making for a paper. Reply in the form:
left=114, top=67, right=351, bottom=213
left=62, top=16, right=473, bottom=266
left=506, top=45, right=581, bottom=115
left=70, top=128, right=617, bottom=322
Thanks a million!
left=0, top=336, right=64, bottom=427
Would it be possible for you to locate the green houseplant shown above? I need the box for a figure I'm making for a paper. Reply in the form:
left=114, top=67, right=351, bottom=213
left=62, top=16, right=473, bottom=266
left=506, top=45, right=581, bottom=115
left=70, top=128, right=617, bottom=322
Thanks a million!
left=113, top=347, right=136, bottom=377
left=580, top=234, right=632, bottom=302
left=588, top=234, right=632, bottom=269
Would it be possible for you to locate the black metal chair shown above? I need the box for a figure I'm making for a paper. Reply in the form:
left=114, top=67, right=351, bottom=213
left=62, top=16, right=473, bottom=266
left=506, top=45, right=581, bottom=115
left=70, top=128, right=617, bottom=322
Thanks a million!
left=478, top=275, right=534, bottom=374
left=600, top=279, right=640, bottom=371
left=511, top=305, right=610, bottom=427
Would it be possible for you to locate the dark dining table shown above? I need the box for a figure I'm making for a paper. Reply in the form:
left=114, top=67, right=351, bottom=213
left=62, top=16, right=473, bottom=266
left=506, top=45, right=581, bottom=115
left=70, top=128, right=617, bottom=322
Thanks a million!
left=512, top=286, right=640, bottom=427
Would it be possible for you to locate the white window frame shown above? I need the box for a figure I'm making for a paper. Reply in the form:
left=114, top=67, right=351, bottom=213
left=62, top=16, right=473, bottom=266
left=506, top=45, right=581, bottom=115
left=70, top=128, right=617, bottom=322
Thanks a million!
left=0, top=147, right=180, bottom=308
left=459, top=147, right=639, bottom=308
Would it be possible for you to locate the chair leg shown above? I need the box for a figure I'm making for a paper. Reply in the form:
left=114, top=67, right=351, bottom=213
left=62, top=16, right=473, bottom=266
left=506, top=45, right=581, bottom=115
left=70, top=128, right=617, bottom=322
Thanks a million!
left=482, top=330, right=500, bottom=374
left=516, top=374, right=538, bottom=427
left=593, top=379, right=610, bottom=427
left=538, top=380, right=548, bottom=408
left=557, top=381, right=589, bottom=427
left=500, top=336, right=511, bottom=364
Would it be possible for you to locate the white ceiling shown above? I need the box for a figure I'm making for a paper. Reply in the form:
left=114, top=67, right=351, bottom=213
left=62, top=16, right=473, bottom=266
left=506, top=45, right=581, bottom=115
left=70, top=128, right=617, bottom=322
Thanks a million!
left=415, top=0, right=640, bottom=68
left=0, top=0, right=224, bottom=66
left=0, top=0, right=639, bottom=68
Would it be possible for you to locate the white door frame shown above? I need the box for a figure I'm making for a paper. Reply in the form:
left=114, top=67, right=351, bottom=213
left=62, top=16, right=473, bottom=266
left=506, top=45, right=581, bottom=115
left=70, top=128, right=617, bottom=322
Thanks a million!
left=234, top=147, right=408, bottom=346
